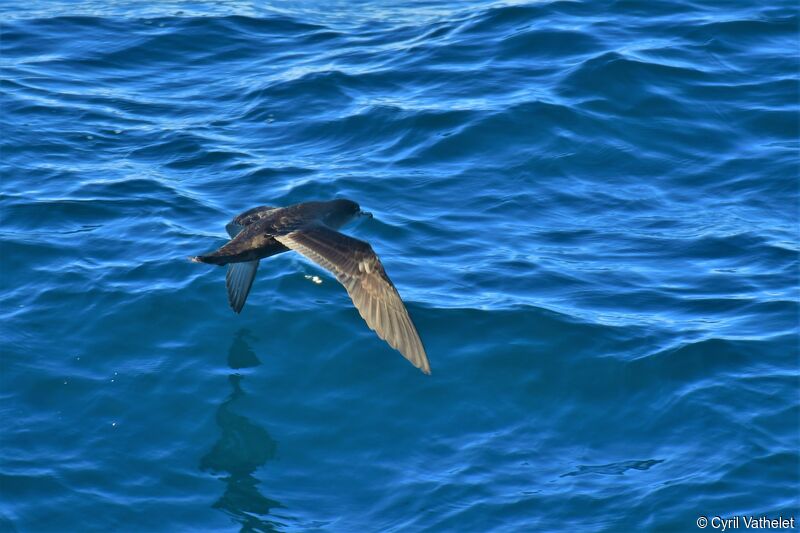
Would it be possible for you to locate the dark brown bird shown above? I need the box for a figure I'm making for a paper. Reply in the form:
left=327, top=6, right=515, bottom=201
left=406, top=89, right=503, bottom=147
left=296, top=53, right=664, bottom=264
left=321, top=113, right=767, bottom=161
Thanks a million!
left=190, top=199, right=430, bottom=374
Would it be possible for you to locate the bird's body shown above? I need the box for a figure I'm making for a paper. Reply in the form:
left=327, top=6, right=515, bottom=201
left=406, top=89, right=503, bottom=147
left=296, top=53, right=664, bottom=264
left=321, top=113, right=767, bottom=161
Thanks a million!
left=190, top=199, right=430, bottom=374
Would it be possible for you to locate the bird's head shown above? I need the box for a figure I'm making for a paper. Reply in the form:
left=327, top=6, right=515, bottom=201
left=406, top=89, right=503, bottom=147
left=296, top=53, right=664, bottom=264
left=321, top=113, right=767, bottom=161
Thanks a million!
left=323, top=199, right=371, bottom=228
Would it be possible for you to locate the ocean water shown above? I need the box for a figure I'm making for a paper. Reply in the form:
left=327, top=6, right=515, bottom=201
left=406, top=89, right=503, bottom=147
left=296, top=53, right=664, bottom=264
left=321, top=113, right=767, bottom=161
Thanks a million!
left=1, top=0, right=798, bottom=531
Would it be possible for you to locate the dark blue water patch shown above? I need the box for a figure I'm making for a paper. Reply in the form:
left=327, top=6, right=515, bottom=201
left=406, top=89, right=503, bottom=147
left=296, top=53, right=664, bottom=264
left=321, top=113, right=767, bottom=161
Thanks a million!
left=497, top=29, right=602, bottom=60
left=683, top=14, right=799, bottom=45
left=561, top=51, right=710, bottom=104
left=242, top=70, right=359, bottom=120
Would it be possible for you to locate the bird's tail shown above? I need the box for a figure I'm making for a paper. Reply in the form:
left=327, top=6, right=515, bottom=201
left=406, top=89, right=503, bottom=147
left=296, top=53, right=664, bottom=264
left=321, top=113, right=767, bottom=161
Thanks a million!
left=188, top=254, right=227, bottom=266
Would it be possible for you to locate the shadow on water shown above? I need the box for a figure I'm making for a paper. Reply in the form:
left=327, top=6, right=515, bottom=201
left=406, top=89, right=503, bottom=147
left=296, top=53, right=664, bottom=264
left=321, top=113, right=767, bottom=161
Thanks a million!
left=200, top=329, right=285, bottom=533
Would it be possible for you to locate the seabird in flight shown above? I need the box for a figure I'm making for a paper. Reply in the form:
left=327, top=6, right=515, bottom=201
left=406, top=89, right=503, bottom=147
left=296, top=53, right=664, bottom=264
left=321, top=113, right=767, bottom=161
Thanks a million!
left=190, top=199, right=430, bottom=374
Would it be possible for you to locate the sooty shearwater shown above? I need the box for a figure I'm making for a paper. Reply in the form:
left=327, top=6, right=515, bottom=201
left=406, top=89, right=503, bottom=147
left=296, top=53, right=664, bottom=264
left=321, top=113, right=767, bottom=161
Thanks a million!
left=190, top=199, right=430, bottom=374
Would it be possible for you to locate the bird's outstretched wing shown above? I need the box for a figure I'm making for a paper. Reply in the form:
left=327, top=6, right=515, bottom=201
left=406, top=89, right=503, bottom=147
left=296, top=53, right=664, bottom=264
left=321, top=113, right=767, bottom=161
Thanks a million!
left=224, top=217, right=261, bottom=314
left=225, top=260, right=259, bottom=313
left=275, top=225, right=430, bottom=374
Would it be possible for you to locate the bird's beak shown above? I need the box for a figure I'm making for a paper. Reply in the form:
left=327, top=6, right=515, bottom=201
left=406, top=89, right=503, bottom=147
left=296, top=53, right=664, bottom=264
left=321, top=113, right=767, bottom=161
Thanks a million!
left=359, top=209, right=373, bottom=219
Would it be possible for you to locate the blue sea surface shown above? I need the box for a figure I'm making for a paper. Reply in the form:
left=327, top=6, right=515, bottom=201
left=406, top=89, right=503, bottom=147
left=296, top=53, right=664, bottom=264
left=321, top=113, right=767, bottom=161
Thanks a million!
left=1, top=1, right=798, bottom=531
